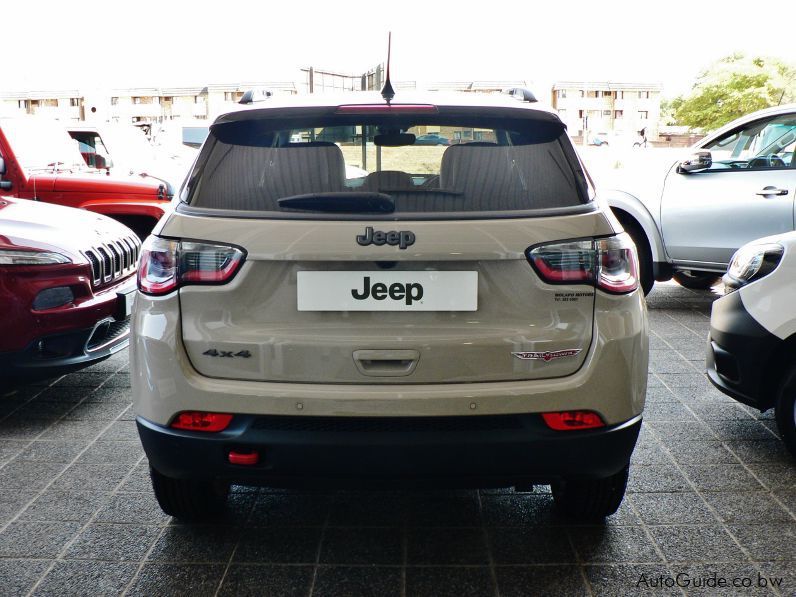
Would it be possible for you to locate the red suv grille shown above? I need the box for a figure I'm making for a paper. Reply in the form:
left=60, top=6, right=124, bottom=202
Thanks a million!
left=83, top=236, right=141, bottom=287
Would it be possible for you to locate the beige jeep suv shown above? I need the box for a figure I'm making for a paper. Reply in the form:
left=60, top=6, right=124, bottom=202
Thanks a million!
left=131, top=91, right=648, bottom=521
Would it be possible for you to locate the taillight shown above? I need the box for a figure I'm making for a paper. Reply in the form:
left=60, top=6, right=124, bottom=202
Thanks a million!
left=170, top=411, right=233, bottom=432
left=527, top=233, right=639, bottom=294
left=541, top=410, right=605, bottom=431
left=138, top=237, right=246, bottom=295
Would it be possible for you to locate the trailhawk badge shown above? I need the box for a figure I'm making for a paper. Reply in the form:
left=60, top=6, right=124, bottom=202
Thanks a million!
left=512, top=349, right=582, bottom=362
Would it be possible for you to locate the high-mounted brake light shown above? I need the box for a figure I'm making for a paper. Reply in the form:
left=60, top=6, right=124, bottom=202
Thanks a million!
left=335, top=104, right=439, bottom=114
left=541, top=411, right=605, bottom=431
left=527, top=233, right=639, bottom=294
left=171, top=411, right=233, bottom=432
left=138, top=237, right=246, bottom=295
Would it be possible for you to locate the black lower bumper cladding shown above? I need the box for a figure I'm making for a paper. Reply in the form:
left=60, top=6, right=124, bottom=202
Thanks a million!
left=137, top=412, right=642, bottom=489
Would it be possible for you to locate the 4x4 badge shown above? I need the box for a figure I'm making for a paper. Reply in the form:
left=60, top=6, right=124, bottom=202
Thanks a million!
left=512, top=349, right=581, bottom=362
left=203, top=349, right=252, bottom=358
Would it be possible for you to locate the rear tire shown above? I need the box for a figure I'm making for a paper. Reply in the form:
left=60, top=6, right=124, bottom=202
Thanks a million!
left=552, top=465, right=629, bottom=520
left=672, top=270, right=721, bottom=290
left=149, top=466, right=229, bottom=521
left=775, top=364, right=796, bottom=460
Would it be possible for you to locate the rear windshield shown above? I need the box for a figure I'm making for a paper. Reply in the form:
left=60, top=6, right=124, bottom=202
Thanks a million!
left=183, top=110, right=591, bottom=218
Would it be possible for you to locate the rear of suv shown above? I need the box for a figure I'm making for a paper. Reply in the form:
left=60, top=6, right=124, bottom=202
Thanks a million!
left=131, top=91, right=648, bottom=521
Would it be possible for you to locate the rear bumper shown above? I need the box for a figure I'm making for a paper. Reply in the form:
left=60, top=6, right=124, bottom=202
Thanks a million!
left=706, top=290, right=781, bottom=410
left=137, top=413, right=642, bottom=488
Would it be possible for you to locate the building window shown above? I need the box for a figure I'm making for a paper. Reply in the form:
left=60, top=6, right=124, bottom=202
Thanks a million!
left=70, top=98, right=80, bottom=107
left=579, top=90, right=585, bottom=98
left=558, top=89, right=567, bottom=99
left=578, top=109, right=585, bottom=118
left=224, top=91, right=236, bottom=101
left=111, top=97, right=118, bottom=106
left=603, top=110, right=611, bottom=117
left=615, top=110, right=624, bottom=118
left=133, top=97, right=141, bottom=104
left=18, top=100, right=27, bottom=109
left=587, top=90, right=598, bottom=98
left=638, top=91, right=650, bottom=99
left=638, top=110, right=649, bottom=120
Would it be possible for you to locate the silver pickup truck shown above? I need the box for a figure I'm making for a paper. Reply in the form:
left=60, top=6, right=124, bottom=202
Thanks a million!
left=604, top=104, right=796, bottom=294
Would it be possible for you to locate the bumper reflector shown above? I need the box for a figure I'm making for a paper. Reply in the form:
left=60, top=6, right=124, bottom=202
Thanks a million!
left=228, top=450, right=260, bottom=465
left=170, top=412, right=233, bottom=432
left=541, top=411, right=605, bottom=431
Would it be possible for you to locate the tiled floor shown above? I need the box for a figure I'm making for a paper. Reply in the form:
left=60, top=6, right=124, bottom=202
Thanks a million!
left=0, top=283, right=793, bottom=596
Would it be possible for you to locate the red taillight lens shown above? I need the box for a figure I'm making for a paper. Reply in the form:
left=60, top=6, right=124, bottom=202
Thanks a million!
left=528, top=240, right=595, bottom=283
left=541, top=411, right=605, bottom=431
left=138, top=237, right=246, bottom=295
left=527, top=233, right=639, bottom=294
left=170, top=411, right=233, bottom=432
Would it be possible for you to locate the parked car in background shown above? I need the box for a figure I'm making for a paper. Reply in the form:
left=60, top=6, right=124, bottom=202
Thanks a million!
left=0, top=197, right=140, bottom=385
left=414, top=133, right=450, bottom=145
left=131, top=90, right=648, bottom=521
left=605, top=104, right=796, bottom=294
left=707, top=232, right=796, bottom=458
left=0, top=118, right=171, bottom=238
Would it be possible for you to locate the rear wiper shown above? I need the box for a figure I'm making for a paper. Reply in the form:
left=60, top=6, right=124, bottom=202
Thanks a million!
left=277, top=192, right=395, bottom=213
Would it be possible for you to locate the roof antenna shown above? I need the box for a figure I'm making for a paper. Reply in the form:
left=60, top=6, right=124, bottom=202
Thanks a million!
left=380, top=32, right=395, bottom=103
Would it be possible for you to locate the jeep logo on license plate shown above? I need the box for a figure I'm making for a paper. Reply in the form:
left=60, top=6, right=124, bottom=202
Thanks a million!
left=297, top=271, right=478, bottom=311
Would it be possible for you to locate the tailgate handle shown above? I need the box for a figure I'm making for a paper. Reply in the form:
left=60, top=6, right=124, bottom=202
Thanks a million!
left=353, top=350, right=420, bottom=377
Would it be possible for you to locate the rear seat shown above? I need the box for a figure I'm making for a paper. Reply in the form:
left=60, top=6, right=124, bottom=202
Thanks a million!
left=199, top=142, right=346, bottom=211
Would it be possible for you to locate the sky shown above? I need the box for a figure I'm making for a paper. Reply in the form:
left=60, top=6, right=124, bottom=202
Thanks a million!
left=4, top=0, right=795, bottom=99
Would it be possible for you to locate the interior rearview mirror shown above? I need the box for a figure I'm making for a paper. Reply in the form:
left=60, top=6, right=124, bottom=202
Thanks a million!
left=374, top=133, right=416, bottom=147
left=678, top=151, right=712, bottom=174
left=0, top=157, right=6, bottom=175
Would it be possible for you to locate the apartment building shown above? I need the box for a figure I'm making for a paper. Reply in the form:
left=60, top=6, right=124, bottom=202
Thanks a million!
left=551, top=81, right=663, bottom=140
left=0, top=90, right=83, bottom=121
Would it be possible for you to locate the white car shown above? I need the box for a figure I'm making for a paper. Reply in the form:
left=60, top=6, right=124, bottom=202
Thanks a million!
left=606, top=104, right=796, bottom=294
left=707, top=232, right=796, bottom=458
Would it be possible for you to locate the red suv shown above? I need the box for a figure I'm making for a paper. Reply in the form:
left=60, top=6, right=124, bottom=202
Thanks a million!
left=0, top=197, right=140, bottom=384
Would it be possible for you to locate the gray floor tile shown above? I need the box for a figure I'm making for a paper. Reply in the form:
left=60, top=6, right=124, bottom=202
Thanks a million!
left=0, top=559, right=52, bottom=596
left=218, top=564, right=313, bottom=597
left=569, top=526, right=662, bottom=563
left=312, top=566, right=402, bottom=597
left=320, top=527, right=402, bottom=565
left=147, top=525, right=240, bottom=563
left=745, top=463, right=796, bottom=490
left=407, top=527, right=488, bottom=565
left=0, top=490, right=36, bottom=522
left=328, top=493, right=407, bottom=527
left=235, top=527, right=322, bottom=564
left=32, top=561, right=137, bottom=597
left=627, top=465, right=691, bottom=493
left=93, top=492, right=170, bottom=524
left=126, top=563, right=225, bottom=597
left=14, top=440, right=86, bottom=463
left=488, top=527, right=576, bottom=564
left=406, top=493, right=481, bottom=527
left=727, top=524, right=796, bottom=561
left=19, top=491, right=111, bottom=523
left=683, top=464, right=766, bottom=492
left=405, top=566, right=494, bottom=597
left=703, top=491, right=795, bottom=523
left=64, top=523, right=162, bottom=561
left=630, top=492, right=717, bottom=525
left=0, top=521, right=81, bottom=558
left=496, top=565, right=588, bottom=597
left=0, top=461, right=67, bottom=491
left=248, top=493, right=331, bottom=527
left=648, top=525, right=746, bottom=563
left=665, top=441, right=737, bottom=465
left=667, top=563, right=777, bottom=596
left=51, top=463, right=134, bottom=492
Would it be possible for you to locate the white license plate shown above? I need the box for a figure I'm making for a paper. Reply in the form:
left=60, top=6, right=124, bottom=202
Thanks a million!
left=297, top=271, right=478, bottom=311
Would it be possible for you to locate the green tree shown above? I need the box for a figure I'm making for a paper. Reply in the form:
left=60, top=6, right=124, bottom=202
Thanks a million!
left=671, top=54, right=796, bottom=131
